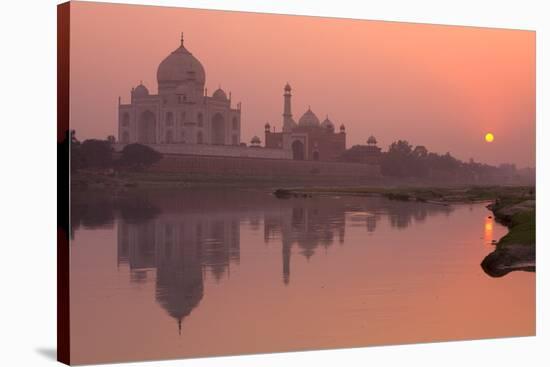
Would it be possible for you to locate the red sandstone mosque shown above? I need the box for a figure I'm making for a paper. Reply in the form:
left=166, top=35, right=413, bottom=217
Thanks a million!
left=265, top=83, right=346, bottom=161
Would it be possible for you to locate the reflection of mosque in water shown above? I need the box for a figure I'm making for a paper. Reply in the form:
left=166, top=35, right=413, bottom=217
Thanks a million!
left=107, top=191, right=452, bottom=332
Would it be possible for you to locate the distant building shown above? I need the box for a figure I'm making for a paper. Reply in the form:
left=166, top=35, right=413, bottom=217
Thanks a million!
left=265, top=83, right=347, bottom=161
left=364, top=135, right=382, bottom=164
left=118, top=34, right=241, bottom=146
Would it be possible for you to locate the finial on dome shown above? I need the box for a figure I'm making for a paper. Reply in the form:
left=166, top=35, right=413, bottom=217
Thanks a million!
left=180, top=32, right=184, bottom=47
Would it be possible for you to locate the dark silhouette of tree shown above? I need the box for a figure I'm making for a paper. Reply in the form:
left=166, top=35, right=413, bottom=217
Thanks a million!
left=79, top=139, right=113, bottom=169
left=338, top=145, right=372, bottom=163
left=381, top=140, right=415, bottom=177
left=388, top=140, right=413, bottom=156
left=412, top=145, right=428, bottom=158
left=68, top=130, right=85, bottom=172
left=118, top=143, right=162, bottom=170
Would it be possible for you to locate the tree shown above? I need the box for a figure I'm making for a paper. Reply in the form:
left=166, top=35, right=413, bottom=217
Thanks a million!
left=66, top=130, right=85, bottom=172
left=79, top=139, right=114, bottom=169
left=118, top=143, right=162, bottom=170
left=412, top=145, right=428, bottom=158
left=381, top=140, right=415, bottom=177
left=338, top=145, right=372, bottom=163
left=388, top=140, right=413, bottom=156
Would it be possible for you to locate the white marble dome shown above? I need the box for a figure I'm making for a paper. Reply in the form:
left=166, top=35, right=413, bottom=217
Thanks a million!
left=298, top=107, right=320, bottom=127
left=157, top=41, right=206, bottom=87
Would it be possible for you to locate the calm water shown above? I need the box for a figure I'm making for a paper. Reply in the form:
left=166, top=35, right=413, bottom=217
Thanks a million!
left=70, top=189, right=535, bottom=364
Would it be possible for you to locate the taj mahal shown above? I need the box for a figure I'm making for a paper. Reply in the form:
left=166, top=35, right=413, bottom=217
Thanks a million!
left=116, top=35, right=379, bottom=163
left=118, top=34, right=242, bottom=147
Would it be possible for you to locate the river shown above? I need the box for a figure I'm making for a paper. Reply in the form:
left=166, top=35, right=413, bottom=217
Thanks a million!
left=69, top=189, right=535, bottom=364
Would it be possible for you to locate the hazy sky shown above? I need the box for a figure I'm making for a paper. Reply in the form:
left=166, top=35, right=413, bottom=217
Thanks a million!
left=69, top=2, right=535, bottom=167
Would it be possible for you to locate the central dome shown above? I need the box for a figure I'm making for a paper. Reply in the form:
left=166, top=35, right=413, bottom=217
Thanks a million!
left=157, top=40, right=206, bottom=88
left=298, top=107, right=320, bottom=127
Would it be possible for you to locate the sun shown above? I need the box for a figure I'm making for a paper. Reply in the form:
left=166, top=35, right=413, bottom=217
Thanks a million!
left=485, top=132, right=494, bottom=143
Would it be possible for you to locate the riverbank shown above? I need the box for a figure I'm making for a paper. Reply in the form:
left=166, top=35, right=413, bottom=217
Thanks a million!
left=273, top=185, right=536, bottom=277
left=481, top=197, right=536, bottom=277
left=273, top=185, right=533, bottom=204
left=70, top=170, right=384, bottom=191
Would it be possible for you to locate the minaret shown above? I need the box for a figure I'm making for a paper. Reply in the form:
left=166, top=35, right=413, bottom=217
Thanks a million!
left=282, top=83, right=294, bottom=132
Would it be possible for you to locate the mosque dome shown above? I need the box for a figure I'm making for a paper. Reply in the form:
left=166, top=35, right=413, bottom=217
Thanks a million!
left=157, top=37, right=206, bottom=88
left=133, top=83, right=149, bottom=98
left=367, top=135, right=378, bottom=145
left=321, top=115, right=334, bottom=129
left=212, top=88, right=228, bottom=101
left=298, top=107, right=320, bottom=127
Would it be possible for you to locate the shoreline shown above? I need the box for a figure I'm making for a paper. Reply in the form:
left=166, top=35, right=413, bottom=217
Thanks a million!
left=481, top=199, right=536, bottom=277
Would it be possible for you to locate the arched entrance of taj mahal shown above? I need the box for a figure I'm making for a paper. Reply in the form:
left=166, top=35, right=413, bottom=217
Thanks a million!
left=138, top=110, right=157, bottom=144
left=211, top=113, right=225, bottom=145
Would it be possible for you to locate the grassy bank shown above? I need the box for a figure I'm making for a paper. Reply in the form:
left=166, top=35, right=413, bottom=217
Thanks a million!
left=480, top=197, right=536, bottom=277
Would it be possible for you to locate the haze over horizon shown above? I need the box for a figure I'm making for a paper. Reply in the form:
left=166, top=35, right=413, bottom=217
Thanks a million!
left=69, top=2, right=535, bottom=168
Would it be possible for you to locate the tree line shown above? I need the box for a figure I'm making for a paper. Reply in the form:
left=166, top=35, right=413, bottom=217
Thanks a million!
left=61, top=130, right=162, bottom=173
left=340, top=139, right=533, bottom=184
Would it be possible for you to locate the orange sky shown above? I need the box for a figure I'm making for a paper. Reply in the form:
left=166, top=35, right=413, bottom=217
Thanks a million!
left=69, top=1, right=535, bottom=167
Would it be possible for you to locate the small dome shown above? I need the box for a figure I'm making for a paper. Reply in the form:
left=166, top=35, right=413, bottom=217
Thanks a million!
left=298, top=107, right=320, bottom=127
left=251, top=136, right=261, bottom=145
left=321, top=115, right=334, bottom=129
left=212, top=88, right=228, bottom=101
left=133, top=83, right=149, bottom=98
left=264, top=122, right=271, bottom=128
left=284, top=83, right=292, bottom=92
left=339, top=123, right=346, bottom=132
left=367, top=135, right=377, bottom=145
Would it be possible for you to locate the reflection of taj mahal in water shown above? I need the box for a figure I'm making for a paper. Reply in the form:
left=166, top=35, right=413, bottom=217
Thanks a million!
left=117, top=35, right=364, bottom=162
left=112, top=192, right=451, bottom=332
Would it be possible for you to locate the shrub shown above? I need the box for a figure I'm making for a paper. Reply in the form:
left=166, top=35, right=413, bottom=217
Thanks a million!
left=118, top=143, right=162, bottom=170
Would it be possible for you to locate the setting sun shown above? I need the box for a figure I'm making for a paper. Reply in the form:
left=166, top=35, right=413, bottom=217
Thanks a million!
left=485, top=133, right=495, bottom=143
